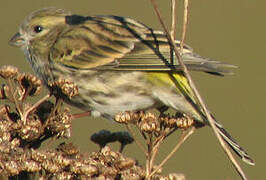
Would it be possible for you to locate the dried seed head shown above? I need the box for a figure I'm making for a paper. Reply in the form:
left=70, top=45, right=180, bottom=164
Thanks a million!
left=0, top=116, right=13, bottom=132
left=54, top=154, right=72, bottom=166
left=31, top=149, right=48, bottom=162
left=16, top=73, right=42, bottom=96
left=116, top=158, right=135, bottom=170
left=79, top=164, right=98, bottom=176
left=10, top=138, right=20, bottom=148
left=47, top=108, right=72, bottom=138
left=0, top=65, right=19, bottom=79
left=57, top=142, right=79, bottom=155
left=70, top=161, right=84, bottom=174
left=160, top=115, right=179, bottom=128
left=24, top=160, right=41, bottom=172
left=175, top=114, right=194, bottom=129
left=115, top=112, right=131, bottom=124
left=10, top=120, right=22, bottom=131
left=109, top=151, right=120, bottom=160
left=55, top=172, right=73, bottom=180
left=1, top=131, right=11, bottom=142
left=4, top=160, right=20, bottom=175
left=139, top=112, right=160, bottom=133
left=42, top=160, right=60, bottom=173
left=49, top=78, right=78, bottom=98
left=101, top=146, right=112, bottom=156
left=160, top=113, right=194, bottom=129
left=100, top=166, right=117, bottom=177
left=18, top=118, right=42, bottom=141
left=114, top=111, right=141, bottom=124
left=0, top=142, right=10, bottom=153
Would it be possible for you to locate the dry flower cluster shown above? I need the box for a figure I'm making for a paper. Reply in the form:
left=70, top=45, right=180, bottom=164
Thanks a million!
left=0, top=65, right=186, bottom=179
left=115, top=111, right=195, bottom=132
left=114, top=111, right=195, bottom=178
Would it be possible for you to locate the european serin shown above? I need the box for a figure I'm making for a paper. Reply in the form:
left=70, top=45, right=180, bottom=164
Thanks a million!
left=9, top=8, right=254, bottom=165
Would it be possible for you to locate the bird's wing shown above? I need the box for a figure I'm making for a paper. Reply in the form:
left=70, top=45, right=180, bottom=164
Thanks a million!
left=50, top=15, right=236, bottom=75
left=117, top=30, right=237, bottom=76
left=50, top=15, right=148, bottom=69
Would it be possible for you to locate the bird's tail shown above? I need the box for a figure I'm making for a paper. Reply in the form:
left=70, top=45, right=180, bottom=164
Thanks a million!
left=214, top=120, right=255, bottom=165
left=167, top=71, right=254, bottom=165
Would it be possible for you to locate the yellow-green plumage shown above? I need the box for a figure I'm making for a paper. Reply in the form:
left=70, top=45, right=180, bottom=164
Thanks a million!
left=9, top=7, right=254, bottom=165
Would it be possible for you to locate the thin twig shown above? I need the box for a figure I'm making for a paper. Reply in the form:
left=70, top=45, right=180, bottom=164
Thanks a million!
left=146, top=158, right=151, bottom=180
left=126, top=125, right=147, bottom=155
left=149, top=132, right=168, bottom=172
left=148, top=1, right=248, bottom=179
left=170, top=0, right=177, bottom=39
left=146, top=134, right=153, bottom=179
left=149, top=127, right=195, bottom=178
left=53, top=98, right=63, bottom=114
left=21, top=86, right=31, bottom=102
left=22, top=93, right=51, bottom=124
left=180, top=0, right=189, bottom=50
left=170, top=0, right=176, bottom=65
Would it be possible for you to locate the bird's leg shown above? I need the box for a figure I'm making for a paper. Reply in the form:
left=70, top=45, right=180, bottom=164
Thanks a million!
left=71, top=111, right=91, bottom=119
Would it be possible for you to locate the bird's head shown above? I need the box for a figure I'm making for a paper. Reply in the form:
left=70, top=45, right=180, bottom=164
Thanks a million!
left=9, top=8, right=71, bottom=49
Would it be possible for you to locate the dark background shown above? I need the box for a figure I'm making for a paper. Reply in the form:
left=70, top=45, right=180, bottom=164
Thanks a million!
left=0, top=1, right=264, bottom=179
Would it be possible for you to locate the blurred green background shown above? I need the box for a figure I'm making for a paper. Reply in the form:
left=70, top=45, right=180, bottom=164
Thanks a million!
left=0, top=0, right=264, bottom=179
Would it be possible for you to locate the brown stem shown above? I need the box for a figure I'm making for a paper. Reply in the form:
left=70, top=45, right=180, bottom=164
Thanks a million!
left=22, top=93, right=51, bottom=124
left=170, top=0, right=177, bottom=65
left=126, top=125, right=147, bottom=155
left=145, top=134, right=153, bottom=179
left=180, top=0, right=189, bottom=51
left=171, top=0, right=177, bottom=39
left=149, top=127, right=195, bottom=178
left=149, top=131, right=168, bottom=172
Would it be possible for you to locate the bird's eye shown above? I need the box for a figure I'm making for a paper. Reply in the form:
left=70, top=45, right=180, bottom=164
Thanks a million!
left=33, top=25, right=43, bottom=33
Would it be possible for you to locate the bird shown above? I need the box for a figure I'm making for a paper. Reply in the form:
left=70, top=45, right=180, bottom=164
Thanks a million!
left=9, top=7, right=254, bottom=165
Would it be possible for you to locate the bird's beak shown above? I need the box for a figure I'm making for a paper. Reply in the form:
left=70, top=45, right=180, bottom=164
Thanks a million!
left=9, top=32, right=25, bottom=47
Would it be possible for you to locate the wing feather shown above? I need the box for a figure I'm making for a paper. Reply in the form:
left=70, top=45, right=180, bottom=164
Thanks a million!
left=50, top=15, right=236, bottom=75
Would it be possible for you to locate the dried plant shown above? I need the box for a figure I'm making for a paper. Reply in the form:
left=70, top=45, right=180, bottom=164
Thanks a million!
left=114, top=111, right=195, bottom=179
left=0, top=65, right=186, bottom=180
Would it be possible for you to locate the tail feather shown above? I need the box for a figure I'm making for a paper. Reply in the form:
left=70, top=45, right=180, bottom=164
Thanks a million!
left=182, top=52, right=238, bottom=76
left=214, top=121, right=255, bottom=165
